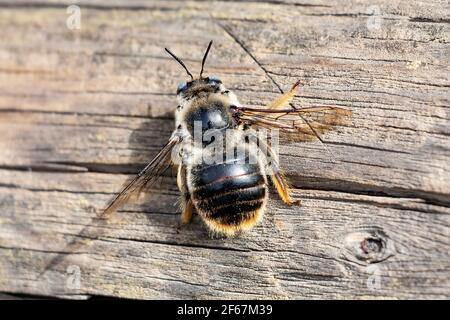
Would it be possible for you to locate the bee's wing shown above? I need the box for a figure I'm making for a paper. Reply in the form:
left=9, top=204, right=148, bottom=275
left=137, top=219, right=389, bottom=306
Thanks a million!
left=101, top=132, right=182, bottom=217
left=234, top=81, right=351, bottom=142
left=235, top=105, right=352, bottom=142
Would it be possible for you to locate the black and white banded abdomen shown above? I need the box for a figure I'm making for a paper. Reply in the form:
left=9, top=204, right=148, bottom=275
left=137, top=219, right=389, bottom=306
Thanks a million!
left=187, top=160, right=268, bottom=235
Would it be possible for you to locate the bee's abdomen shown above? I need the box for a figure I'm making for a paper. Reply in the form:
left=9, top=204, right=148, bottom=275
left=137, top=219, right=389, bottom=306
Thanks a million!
left=189, top=162, right=267, bottom=227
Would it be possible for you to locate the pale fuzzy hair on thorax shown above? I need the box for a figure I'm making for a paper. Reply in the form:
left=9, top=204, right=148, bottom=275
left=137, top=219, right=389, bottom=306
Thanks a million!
left=174, top=84, right=241, bottom=131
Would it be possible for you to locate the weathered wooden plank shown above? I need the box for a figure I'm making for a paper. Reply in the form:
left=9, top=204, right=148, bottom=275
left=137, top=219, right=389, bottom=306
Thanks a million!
left=1, top=109, right=448, bottom=204
left=0, top=0, right=449, bottom=299
left=0, top=170, right=449, bottom=299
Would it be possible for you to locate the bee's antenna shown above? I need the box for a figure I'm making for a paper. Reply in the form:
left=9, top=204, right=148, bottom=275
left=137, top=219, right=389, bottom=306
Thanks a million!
left=164, top=47, right=194, bottom=81
left=199, top=40, right=213, bottom=78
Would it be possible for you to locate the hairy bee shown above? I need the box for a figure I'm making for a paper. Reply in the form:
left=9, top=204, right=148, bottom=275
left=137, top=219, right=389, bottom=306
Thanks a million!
left=103, top=41, right=351, bottom=237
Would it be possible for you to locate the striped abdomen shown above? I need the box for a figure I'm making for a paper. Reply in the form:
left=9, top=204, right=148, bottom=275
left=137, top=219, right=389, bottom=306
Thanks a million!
left=188, top=160, right=268, bottom=235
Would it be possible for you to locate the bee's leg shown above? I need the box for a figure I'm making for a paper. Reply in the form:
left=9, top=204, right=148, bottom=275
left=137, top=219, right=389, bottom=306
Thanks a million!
left=266, top=80, right=300, bottom=110
left=256, top=136, right=301, bottom=207
left=270, top=172, right=301, bottom=206
left=177, top=165, right=194, bottom=224
left=249, top=126, right=301, bottom=206
left=181, top=197, right=194, bottom=224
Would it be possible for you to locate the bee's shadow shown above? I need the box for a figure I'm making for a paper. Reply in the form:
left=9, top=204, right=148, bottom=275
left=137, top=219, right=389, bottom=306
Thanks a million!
left=37, top=117, right=190, bottom=279
left=125, top=116, right=210, bottom=238
left=126, top=116, right=178, bottom=215
left=126, top=117, right=173, bottom=174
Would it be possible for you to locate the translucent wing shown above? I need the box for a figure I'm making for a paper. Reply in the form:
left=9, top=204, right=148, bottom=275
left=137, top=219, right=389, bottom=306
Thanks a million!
left=233, top=105, right=352, bottom=142
left=102, top=132, right=182, bottom=217
left=232, top=81, right=351, bottom=142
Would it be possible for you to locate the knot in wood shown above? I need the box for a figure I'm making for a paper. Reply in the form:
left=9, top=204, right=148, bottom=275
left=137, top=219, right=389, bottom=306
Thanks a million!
left=343, top=227, right=395, bottom=265
left=361, top=237, right=383, bottom=254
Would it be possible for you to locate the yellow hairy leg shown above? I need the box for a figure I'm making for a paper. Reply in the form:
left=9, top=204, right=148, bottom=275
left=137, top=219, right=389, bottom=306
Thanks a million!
left=267, top=80, right=301, bottom=110
left=271, top=172, right=301, bottom=206
left=177, top=165, right=193, bottom=224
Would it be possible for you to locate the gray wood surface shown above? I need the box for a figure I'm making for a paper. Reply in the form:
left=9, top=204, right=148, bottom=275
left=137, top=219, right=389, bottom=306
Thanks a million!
left=0, top=0, right=449, bottom=299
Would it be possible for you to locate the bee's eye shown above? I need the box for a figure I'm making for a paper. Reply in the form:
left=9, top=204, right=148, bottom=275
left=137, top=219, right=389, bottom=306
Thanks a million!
left=177, top=82, right=188, bottom=93
left=207, top=76, right=222, bottom=84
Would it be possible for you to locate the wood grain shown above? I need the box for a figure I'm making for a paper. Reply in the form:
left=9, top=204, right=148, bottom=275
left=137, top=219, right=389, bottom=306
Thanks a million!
left=0, top=0, right=449, bottom=299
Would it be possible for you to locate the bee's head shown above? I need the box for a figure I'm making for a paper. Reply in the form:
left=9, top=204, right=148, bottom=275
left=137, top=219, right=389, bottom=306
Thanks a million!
left=175, top=75, right=223, bottom=99
left=166, top=41, right=225, bottom=101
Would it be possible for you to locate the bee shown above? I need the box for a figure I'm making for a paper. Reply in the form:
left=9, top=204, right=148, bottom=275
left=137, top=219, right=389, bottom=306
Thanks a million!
left=102, top=41, right=351, bottom=237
